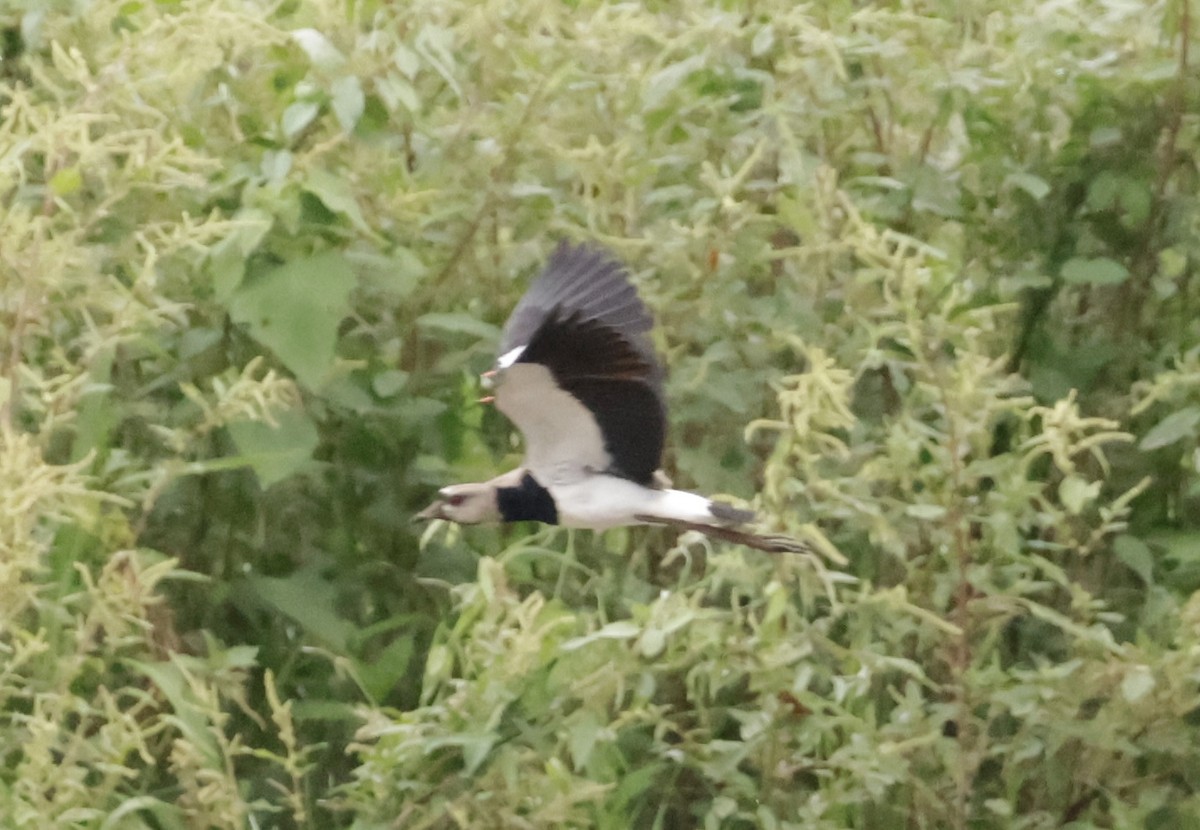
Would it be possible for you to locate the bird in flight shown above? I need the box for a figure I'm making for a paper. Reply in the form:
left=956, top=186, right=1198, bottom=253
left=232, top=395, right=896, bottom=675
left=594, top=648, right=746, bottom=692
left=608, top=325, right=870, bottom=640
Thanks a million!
left=416, top=241, right=805, bottom=553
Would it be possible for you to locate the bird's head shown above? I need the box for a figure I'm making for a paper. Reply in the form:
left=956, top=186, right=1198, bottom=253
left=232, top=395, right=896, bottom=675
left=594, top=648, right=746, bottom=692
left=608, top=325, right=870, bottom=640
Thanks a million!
left=414, top=483, right=501, bottom=525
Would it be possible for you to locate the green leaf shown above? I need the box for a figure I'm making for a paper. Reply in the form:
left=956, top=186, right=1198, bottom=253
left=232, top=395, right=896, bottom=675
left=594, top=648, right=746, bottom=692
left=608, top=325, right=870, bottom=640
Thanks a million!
left=1086, top=170, right=1121, bottom=210
left=1139, top=406, right=1200, bottom=451
left=377, top=72, right=420, bottom=114
left=392, top=43, right=420, bottom=78
left=247, top=569, right=357, bottom=650
left=751, top=24, right=775, bottom=57
left=1059, top=475, right=1100, bottom=515
left=282, top=101, right=320, bottom=139
left=561, top=620, right=641, bottom=652
left=1060, top=256, right=1129, bottom=286
left=354, top=634, right=416, bottom=702
left=209, top=208, right=273, bottom=302
left=1089, top=126, right=1122, bottom=148
left=1006, top=171, right=1050, bottom=201
left=909, top=163, right=962, bottom=218
left=905, top=503, right=947, bottom=520
left=229, top=252, right=356, bottom=389
left=126, top=659, right=221, bottom=765
left=1118, top=179, right=1152, bottom=228
left=1120, top=665, right=1155, bottom=703
left=643, top=55, right=705, bottom=110
left=331, top=75, right=365, bottom=132
left=320, top=374, right=378, bottom=412
left=415, top=312, right=500, bottom=342
left=358, top=246, right=427, bottom=297
left=1113, top=535, right=1154, bottom=584
left=984, top=799, right=1013, bottom=817
left=292, top=28, right=346, bottom=70
left=50, top=166, right=83, bottom=196
left=227, top=408, right=320, bottom=488
left=98, top=796, right=181, bottom=830
left=372, top=369, right=409, bottom=398
left=71, top=353, right=117, bottom=461
left=637, top=627, right=666, bottom=658
left=291, top=699, right=361, bottom=722
left=1159, top=248, right=1187, bottom=279
left=566, top=711, right=605, bottom=770
left=304, top=168, right=370, bottom=232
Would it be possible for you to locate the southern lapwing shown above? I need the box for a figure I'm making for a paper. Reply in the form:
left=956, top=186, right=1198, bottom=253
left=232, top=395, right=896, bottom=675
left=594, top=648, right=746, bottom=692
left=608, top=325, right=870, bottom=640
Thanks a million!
left=416, top=241, right=806, bottom=554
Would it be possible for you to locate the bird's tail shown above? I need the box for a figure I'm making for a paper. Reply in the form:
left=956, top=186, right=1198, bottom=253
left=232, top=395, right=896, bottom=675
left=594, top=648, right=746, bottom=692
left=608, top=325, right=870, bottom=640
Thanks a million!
left=635, top=509, right=810, bottom=554
left=635, top=491, right=809, bottom=554
left=685, top=520, right=810, bottom=554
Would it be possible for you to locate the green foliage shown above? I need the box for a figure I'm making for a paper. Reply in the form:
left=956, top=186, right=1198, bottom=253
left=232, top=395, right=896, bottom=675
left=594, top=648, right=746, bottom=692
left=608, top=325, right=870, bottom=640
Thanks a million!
left=1, top=0, right=1198, bottom=827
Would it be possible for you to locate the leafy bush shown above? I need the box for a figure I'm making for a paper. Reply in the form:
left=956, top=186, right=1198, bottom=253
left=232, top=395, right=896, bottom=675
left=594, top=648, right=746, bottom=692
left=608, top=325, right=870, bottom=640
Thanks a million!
left=1, top=0, right=1197, bottom=827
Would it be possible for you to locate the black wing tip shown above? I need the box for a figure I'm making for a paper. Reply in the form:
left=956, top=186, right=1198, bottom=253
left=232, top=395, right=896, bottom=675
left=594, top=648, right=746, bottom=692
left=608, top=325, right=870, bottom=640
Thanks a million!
left=709, top=501, right=757, bottom=525
left=549, top=238, right=633, bottom=280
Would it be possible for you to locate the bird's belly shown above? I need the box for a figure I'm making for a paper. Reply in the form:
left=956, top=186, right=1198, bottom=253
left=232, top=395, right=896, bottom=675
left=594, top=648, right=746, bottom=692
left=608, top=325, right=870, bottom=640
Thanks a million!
left=548, top=476, right=654, bottom=530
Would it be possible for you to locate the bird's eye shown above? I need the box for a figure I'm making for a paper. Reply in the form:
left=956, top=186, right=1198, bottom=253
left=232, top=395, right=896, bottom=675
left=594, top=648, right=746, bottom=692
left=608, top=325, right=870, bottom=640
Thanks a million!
left=446, top=494, right=466, bottom=507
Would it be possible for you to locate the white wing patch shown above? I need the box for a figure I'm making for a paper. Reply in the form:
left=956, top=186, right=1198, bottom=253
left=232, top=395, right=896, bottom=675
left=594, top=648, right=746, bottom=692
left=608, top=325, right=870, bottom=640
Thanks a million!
left=494, top=363, right=610, bottom=484
left=496, top=346, right=525, bottom=369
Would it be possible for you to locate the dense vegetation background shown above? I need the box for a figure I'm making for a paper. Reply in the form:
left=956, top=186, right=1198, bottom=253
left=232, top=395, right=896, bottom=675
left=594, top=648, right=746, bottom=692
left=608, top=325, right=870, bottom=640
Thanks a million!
left=1, top=0, right=1198, bottom=827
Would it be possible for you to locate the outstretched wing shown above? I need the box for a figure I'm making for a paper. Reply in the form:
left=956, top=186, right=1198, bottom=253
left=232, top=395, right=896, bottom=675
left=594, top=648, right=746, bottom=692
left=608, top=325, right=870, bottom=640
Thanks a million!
left=492, top=242, right=666, bottom=486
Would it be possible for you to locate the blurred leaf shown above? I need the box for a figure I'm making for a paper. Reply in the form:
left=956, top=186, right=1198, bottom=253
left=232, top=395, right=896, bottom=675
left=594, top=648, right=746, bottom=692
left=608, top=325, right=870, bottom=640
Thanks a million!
left=50, top=166, right=83, bottom=196
left=98, top=796, right=182, bottom=830
left=909, top=163, right=962, bottom=217
left=751, top=24, right=775, bottom=57
left=355, top=634, right=417, bottom=702
left=127, top=659, right=221, bottom=765
left=416, top=312, right=500, bottom=342
left=644, top=54, right=705, bottom=110
left=229, top=252, right=356, bottom=389
left=905, top=503, right=947, bottom=520
left=561, top=621, right=641, bottom=652
left=282, top=101, right=320, bottom=139
left=331, top=75, right=365, bottom=132
left=1006, top=171, right=1050, bottom=201
left=1089, top=126, right=1122, bottom=148
left=1139, top=406, right=1200, bottom=451
left=377, top=72, right=420, bottom=113
left=1113, top=535, right=1154, bottom=584
left=1120, top=665, right=1155, bottom=703
left=292, top=28, right=346, bottom=70
left=1059, top=475, right=1100, bottom=515
left=1147, top=531, right=1200, bottom=593
left=1086, top=170, right=1122, bottom=210
left=372, top=369, right=409, bottom=398
left=637, top=627, right=666, bottom=658
left=209, top=208, right=273, bottom=301
left=72, top=378, right=117, bottom=462
left=566, top=712, right=604, bottom=771
left=227, top=408, right=320, bottom=488
left=248, top=569, right=357, bottom=650
left=1060, top=256, right=1129, bottom=286
left=292, top=699, right=361, bottom=722
left=304, top=168, right=370, bottom=232
left=393, top=43, right=420, bottom=78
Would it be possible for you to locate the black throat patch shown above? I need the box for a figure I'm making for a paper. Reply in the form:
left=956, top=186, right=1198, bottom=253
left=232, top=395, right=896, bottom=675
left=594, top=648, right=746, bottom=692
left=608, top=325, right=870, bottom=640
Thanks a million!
left=496, top=472, right=559, bottom=524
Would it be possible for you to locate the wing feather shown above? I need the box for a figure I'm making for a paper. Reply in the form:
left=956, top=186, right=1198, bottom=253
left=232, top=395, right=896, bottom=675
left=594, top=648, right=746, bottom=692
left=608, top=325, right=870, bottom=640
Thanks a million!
left=493, top=242, right=666, bottom=485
